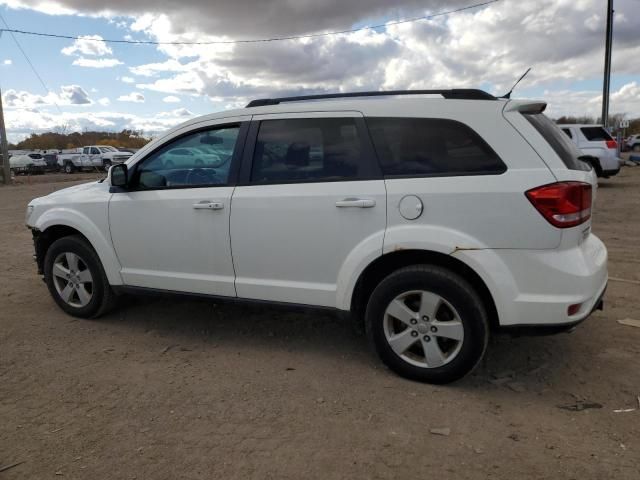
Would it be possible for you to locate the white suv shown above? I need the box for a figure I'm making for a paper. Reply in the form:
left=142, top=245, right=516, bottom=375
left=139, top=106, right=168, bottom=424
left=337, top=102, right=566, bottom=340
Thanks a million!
left=26, top=90, right=608, bottom=384
left=559, top=124, right=621, bottom=178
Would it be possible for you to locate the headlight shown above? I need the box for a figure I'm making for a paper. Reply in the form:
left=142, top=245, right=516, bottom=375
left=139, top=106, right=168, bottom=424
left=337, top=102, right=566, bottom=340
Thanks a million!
left=25, top=205, right=34, bottom=224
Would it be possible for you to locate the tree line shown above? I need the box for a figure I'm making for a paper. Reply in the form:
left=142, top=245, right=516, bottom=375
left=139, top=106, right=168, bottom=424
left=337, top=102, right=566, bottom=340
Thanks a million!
left=9, top=129, right=152, bottom=151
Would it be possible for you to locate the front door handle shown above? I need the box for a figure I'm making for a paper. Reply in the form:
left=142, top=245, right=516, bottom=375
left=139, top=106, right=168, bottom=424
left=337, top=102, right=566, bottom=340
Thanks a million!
left=335, top=198, right=376, bottom=208
left=193, top=201, right=224, bottom=210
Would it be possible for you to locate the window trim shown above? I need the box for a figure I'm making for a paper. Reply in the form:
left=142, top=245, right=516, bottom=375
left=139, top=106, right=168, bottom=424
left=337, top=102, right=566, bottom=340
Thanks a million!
left=124, top=121, right=250, bottom=192
left=237, top=116, right=382, bottom=186
left=365, top=116, right=507, bottom=179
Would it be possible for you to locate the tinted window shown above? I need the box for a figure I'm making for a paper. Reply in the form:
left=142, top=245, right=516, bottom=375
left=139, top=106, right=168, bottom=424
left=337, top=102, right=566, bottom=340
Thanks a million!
left=523, top=114, right=590, bottom=171
left=367, top=117, right=505, bottom=177
left=134, top=126, right=240, bottom=189
left=562, top=128, right=572, bottom=139
left=28, top=153, right=43, bottom=159
left=251, top=118, right=370, bottom=184
left=581, top=127, right=613, bottom=142
left=91, top=147, right=100, bottom=155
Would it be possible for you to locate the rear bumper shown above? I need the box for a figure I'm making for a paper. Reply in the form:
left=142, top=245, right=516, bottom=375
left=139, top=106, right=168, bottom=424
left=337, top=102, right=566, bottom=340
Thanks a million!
left=498, top=283, right=606, bottom=335
left=452, top=234, right=608, bottom=328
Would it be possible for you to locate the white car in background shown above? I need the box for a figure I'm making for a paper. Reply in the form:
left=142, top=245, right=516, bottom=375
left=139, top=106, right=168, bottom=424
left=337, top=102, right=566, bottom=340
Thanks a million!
left=625, top=134, right=640, bottom=152
left=560, top=124, right=621, bottom=178
left=10, top=153, right=47, bottom=174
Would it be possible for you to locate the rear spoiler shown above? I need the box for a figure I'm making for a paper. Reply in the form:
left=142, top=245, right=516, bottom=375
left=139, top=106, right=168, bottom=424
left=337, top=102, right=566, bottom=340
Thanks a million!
left=503, top=100, right=547, bottom=114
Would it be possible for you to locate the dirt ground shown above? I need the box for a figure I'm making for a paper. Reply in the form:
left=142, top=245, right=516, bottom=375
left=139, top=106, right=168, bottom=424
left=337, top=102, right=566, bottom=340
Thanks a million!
left=1, top=168, right=639, bottom=479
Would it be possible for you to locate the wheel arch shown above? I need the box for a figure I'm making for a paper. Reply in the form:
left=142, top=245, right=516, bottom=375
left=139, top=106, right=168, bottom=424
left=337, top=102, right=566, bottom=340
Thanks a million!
left=33, top=213, right=122, bottom=286
left=349, top=249, right=500, bottom=331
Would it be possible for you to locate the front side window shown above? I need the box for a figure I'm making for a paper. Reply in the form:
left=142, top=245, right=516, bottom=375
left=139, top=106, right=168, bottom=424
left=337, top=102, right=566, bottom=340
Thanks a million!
left=250, top=118, right=370, bottom=184
left=91, top=147, right=100, bottom=155
left=133, top=126, right=240, bottom=189
left=367, top=117, right=506, bottom=177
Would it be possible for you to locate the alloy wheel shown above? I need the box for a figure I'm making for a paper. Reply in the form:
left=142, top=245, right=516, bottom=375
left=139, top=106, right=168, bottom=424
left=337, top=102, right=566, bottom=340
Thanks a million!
left=383, top=290, right=464, bottom=368
left=51, top=252, right=94, bottom=308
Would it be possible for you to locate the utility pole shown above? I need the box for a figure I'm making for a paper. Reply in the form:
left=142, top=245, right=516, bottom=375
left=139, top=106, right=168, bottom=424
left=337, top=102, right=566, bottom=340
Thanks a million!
left=0, top=85, right=10, bottom=185
left=601, top=0, right=614, bottom=129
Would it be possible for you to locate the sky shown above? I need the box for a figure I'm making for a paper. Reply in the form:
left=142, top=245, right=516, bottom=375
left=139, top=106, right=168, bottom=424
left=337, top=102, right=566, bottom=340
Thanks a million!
left=0, top=0, right=638, bottom=143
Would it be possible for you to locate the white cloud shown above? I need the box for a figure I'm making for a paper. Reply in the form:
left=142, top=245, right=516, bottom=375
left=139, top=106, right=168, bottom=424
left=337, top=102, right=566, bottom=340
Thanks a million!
left=120, top=76, right=135, bottom=83
left=117, top=92, right=145, bottom=102
left=97, top=97, right=111, bottom=106
left=129, top=59, right=188, bottom=77
left=2, top=59, right=12, bottom=65
left=3, top=108, right=191, bottom=143
left=158, top=107, right=193, bottom=117
left=162, top=95, right=180, bottom=103
left=72, top=57, right=124, bottom=68
left=2, top=85, right=92, bottom=107
left=61, top=35, right=113, bottom=56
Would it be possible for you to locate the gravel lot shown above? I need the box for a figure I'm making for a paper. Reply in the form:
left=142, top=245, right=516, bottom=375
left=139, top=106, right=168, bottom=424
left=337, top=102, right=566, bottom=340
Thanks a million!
left=1, top=168, right=639, bottom=479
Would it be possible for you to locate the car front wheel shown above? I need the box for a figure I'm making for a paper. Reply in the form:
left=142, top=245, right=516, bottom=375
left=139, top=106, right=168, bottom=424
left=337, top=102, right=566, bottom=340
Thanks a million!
left=365, top=265, right=489, bottom=384
left=44, top=235, right=115, bottom=318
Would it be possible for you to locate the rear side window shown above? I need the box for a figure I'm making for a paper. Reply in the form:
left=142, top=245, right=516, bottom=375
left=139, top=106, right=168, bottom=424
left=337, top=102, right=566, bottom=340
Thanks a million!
left=251, top=118, right=372, bottom=184
left=580, top=127, right=613, bottom=142
left=366, top=117, right=506, bottom=177
left=523, top=114, right=589, bottom=171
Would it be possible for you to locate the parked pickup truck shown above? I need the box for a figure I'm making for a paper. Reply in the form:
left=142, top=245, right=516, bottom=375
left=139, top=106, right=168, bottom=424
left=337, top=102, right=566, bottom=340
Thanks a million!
left=58, top=146, right=133, bottom=173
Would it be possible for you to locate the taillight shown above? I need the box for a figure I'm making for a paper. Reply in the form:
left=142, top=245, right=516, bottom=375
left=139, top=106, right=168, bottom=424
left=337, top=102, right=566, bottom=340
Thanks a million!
left=606, top=139, right=617, bottom=149
left=525, top=182, right=592, bottom=228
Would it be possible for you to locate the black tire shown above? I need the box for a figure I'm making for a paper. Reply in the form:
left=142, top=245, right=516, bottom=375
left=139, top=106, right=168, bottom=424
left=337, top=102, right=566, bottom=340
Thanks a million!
left=64, top=162, right=75, bottom=174
left=365, top=265, right=489, bottom=384
left=633, top=144, right=640, bottom=153
left=103, top=160, right=112, bottom=171
left=44, top=235, right=116, bottom=318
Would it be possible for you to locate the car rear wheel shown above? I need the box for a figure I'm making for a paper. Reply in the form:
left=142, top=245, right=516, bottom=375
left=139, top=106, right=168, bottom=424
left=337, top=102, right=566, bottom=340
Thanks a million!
left=365, top=265, right=489, bottom=384
left=633, top=144, right=640, bottom=152
left=64, top=162, right=75, bottom=174
left=103, top=160, right=112, bottom=170
left=44, top=235, right=115, bottom=318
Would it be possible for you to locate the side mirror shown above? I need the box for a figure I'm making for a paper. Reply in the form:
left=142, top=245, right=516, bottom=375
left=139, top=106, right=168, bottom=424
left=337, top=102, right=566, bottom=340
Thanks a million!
left=110, top=164, right=128, bottom=188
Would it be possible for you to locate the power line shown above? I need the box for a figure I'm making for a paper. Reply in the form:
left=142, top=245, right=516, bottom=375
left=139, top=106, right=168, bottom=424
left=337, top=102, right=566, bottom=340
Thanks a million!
left=0, top=0, right=500, bottom=46
left=0, top=13, right=63, bottom=114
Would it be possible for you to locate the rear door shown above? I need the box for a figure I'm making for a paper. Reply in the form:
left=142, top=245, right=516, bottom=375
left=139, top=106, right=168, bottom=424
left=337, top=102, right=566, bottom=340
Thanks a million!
left=230, top=112, right=386, bottom=307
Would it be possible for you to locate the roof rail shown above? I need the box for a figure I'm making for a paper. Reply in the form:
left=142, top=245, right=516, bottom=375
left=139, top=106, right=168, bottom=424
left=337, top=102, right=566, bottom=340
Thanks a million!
left=246, top=89, right=496, bottom=107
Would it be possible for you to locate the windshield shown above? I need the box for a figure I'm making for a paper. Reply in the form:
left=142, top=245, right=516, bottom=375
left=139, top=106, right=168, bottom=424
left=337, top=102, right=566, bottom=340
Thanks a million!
left=523, top=114, right=590, bottom=171
left=28, top=154, right=43, bottom=159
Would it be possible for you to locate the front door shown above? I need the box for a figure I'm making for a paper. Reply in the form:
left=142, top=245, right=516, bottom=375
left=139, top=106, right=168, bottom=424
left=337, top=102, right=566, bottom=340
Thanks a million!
left=230, top=112, right=386, bottom=307
left=109, top=118, right=249, bottom=296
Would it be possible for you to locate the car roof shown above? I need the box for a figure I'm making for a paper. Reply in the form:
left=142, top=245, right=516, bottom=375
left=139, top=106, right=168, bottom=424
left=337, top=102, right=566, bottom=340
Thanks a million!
left=165, top=93, right=512, bottom=135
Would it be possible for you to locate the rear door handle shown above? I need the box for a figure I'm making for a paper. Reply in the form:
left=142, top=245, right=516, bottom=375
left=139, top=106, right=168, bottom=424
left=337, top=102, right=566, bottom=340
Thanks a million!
left=193, top=201, right=224, bottom=210
left=335, top=198, right=376, bottom=208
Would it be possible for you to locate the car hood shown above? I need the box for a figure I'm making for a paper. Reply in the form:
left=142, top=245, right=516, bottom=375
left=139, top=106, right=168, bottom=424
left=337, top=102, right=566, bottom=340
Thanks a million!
left=34, top=180, right=106, bottom=204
